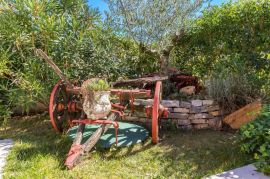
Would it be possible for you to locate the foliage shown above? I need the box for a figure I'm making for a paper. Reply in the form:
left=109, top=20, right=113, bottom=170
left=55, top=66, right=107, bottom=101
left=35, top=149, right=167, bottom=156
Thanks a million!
left=0, top=0, right=97, bottom=118
left=0, top=0, right=148, bottom=119
left=206, top=55, right=259, bottom=111
left=173, top=0, right=270, bottom=99
left=106, top=0, right=205, bottom=52
left=238, top=105, right=270, bottom=174
left=85, top=79, right=110, bottom=91
left=106, top=0, right=206, bottom=72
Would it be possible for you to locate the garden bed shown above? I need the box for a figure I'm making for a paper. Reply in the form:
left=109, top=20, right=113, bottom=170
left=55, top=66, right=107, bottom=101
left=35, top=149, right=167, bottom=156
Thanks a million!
left=0, top=115, right=250, bottom=178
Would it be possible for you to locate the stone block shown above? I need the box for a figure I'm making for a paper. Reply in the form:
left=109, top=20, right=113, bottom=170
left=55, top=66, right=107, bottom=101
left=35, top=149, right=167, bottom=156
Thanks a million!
left=193, top=123, right=209, bottom=129
left=191, top=119, right=207, bottom=124
left=180, top=86, right=196, bottom=95
left=191, top=100, right=203, bottom=107
left=174, top=108, right=189, bottom=113
left=177, top=124, right=193, bottom=130
left=202, top=100, right=214, bottom=106
left=208, top=117, right=222, bottom=129
left=190, top=106, right=201, bottom=113
left=179, top=101, right=192, bottom=108
left=134, top=99, right=153, bottom=106
left=177, top=119, right=191, bottom=125
left=201, top=105, right=220, bottom=112
left=161, top=100, right=180, bottom=107
left=168, top=113, right=189, bottom=119
left=188, top=114, right=195, bottom=120
left=194, top=113, right=212, bottom=119
left=210, top=111, right=222, bottom=116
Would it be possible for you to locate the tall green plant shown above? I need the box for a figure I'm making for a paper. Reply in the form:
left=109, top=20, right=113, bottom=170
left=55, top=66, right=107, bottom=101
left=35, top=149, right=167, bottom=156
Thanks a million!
left=238, top=105, right=270, bottom=174
left=173, top=0, right=270, bottom=98
left=0, top=0, right=96, bottom=114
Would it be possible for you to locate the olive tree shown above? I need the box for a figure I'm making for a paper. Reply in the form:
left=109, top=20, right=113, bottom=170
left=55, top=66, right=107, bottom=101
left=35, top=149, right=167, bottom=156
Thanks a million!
left=106, top=0, right=206, bottom=74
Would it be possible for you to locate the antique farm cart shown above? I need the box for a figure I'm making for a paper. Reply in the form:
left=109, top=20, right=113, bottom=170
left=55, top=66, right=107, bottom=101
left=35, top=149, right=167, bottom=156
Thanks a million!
left=36, top=49, right=169, bottom=169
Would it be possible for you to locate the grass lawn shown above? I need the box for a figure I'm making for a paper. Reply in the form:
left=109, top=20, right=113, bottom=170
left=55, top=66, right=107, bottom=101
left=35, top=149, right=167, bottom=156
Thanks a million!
left=0, top=115, right=251, bottom=178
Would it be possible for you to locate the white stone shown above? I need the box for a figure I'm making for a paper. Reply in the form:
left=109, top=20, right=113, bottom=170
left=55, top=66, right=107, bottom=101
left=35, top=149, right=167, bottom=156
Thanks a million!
left=193, top=123, right=209, bottom=129
left=174, top=108, right=189, bottom=113
left=191, top=119, right=207, bottom=124
left=179, top=101, right=191, bottom=108
left=0, top=139, right=13, bottom=179
left=161, top=100, right=180, bottom=107
left=204, top=164, right=270, bottom=179
left=191, top=100, right=203, bottom=107
left=168, top=113, right=189, bottom=119
left=194, top=113, right=212, bottom=119
left=202, top=100, right=214, bottom=106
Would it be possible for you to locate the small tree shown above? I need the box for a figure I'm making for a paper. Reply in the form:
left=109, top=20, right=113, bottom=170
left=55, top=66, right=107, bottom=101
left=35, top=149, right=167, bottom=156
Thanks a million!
left=106, top=0, right=206, bottom=74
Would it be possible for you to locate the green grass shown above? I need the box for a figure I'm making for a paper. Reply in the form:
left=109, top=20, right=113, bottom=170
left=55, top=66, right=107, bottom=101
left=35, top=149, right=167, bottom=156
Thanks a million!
left=0, top=115, right=251, bottom=178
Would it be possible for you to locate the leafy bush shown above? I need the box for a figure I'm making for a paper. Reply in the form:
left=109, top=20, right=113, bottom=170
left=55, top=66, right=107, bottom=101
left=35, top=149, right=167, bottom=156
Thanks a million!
left=238, top=105, right=270, bottom=174
left=206, top=55, right=260, bottom=111
left=0, top=0, right=147, bottom=120
left=173, top=0, right=270, bottom=99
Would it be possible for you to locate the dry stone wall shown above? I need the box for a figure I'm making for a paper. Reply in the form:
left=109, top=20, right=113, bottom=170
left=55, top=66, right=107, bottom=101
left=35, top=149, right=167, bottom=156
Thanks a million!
left=123, top=99, right=223, bottom=130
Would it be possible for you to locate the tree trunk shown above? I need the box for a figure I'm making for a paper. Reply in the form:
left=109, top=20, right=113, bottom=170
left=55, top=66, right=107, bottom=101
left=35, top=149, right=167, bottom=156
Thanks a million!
left=159, top=53, right=170, bottom=75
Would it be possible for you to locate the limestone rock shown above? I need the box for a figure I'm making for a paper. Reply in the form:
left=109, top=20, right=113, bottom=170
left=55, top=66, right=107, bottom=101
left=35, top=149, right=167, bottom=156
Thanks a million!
left=202, top=100, right=214, bottom=106
left=190, top=106, right=202, bottom=113
left=201, top=105, right=220, bottom=112
left=178, top=119, right=191, bottom=125
left=188, top=114, right=195, bottom=120
left=177, top=124, right=193, bottom=130
left=191, top=119, right=207, bottom=124
left=174, top=108, right=189, bottom=113
left=161, top=100, right=180, bottom=107
left=210, top=111, right=222, bottom=116
left=208, top=117, right=222, bottom=129
left=180, top=86, right=196, bottom=95
left=194, top=113, right=212, bottom=119
left=191, top=100, right=203, bottom=107
left=168, top=113, right=188, bottom=119
left=194, top=124, right=209, bottom=129
left=179, top=101, right=191, bottom=108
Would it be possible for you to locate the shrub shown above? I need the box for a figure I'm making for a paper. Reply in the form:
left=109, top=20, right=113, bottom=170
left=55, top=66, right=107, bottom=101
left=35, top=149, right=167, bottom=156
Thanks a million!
left=173, top=0, right=270, bottom=98
left=206, top=55, right=260, bottom=111
left=238, top=105, right=270, bottom=174
left=85, top=79, right=110, bottom=91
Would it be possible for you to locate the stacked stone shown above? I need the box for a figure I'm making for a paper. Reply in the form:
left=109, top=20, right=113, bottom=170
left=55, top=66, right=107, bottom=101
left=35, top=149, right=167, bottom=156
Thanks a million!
left=122, top=99, right=223, bottom=130
left=168, top=100, right=222, bottom=130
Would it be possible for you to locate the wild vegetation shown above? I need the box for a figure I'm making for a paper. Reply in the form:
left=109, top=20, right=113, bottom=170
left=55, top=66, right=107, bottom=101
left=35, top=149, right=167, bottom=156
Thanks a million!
left=0, top=0, right=270, bottom=175
left=173, top=0, right=270, bottom=107
left=238, top=105, right=270, bottom=174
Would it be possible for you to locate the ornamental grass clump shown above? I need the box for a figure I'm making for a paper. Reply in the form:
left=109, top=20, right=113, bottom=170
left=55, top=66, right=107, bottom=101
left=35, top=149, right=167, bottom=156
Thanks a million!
left=85, top=79, right=110, bottom=92
left=238, top=105, right=270, bottom=174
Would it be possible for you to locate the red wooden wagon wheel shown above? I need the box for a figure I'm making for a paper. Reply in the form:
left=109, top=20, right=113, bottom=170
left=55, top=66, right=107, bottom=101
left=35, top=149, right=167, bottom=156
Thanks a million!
left=49, top=80, right=79, bottom=132
left=152, top=81, right=162, bottom=144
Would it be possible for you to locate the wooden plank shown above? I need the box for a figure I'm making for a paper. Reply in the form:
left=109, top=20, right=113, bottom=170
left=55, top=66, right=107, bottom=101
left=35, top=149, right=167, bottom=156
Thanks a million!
left=223, top=100, right=262, bottom=129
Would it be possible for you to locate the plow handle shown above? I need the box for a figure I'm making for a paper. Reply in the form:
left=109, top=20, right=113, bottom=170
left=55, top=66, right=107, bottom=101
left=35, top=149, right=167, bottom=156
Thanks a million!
left=35, top=49, right=72, bottom=87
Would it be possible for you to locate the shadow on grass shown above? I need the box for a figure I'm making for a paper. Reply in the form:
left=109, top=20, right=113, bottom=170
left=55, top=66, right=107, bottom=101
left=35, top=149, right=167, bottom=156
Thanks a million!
left=0, top=116, right=251, bottom=177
